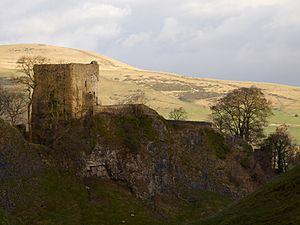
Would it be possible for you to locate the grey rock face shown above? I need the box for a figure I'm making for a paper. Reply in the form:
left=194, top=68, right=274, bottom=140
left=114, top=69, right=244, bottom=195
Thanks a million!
left=81, top=105, right=269, bottom=200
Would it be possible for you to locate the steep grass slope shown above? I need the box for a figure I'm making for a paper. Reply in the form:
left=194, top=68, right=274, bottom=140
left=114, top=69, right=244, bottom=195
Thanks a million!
left=1, top=44, right=300, bottom=142
left=191, top=165, right=300, bottom=225
left=0, top=172, right=233, bottom=225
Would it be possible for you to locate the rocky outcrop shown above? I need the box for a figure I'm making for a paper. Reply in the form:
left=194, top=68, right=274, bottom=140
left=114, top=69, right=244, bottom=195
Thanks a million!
left=79, top=105, right=269, bottom=200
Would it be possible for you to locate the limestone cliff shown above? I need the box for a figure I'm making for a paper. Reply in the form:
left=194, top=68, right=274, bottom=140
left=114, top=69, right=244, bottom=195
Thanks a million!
left=49, top=104, right=268, bottom=200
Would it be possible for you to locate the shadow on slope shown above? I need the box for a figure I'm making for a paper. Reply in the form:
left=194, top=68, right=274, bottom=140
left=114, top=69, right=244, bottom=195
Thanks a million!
left=191, top=165, right=300, bottom=225
left=0, top=171, right=232, bottom=225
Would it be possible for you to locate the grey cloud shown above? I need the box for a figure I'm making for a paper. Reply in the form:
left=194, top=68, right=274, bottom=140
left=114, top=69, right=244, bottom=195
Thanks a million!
left=0, top=0, right=130, bottom=49
left=0, top=0, right=299, bottom=85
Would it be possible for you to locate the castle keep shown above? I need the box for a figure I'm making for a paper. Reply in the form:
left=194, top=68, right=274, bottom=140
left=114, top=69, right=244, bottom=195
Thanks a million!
left=32, top=61, right=100, bottom=143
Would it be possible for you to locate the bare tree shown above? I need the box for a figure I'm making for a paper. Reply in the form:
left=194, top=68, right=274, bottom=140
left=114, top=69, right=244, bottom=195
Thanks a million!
left=15, top=55, right=49, bottom=140
left=169, top=107, right=188, bottom=120
left=119, top=89, right=148, bottom=105
left=211, top=87, right=272, bottom=143
left=261, top=125, right=294, bottom=173
left=0, top=87, right=27, bottom=125
left=4, top=92, right=27, bottom=126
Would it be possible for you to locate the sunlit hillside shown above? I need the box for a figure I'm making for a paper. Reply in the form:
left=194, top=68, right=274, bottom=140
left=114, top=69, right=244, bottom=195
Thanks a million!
left=1, top=44, right=300, bottom=142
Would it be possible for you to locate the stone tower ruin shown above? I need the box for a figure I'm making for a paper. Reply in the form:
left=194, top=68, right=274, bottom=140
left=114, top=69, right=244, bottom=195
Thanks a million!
left=32, top=61, right=100, bottom=144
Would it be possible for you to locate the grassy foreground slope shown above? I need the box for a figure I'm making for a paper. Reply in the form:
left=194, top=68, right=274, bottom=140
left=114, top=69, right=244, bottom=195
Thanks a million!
left=0, top=171, right=164, bottom=225
left=1, top=44, right=300, bottom=142
left=191, top=166, right=300, bottom=225
left=0, top=173, right=232, bottom=225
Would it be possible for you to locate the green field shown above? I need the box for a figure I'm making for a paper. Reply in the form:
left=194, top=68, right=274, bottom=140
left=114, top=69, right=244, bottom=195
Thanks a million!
left=265, top=126, right=300, bottom=144
left=157, top=105, right=300, bottom=144
left=266, top=109, right=300, bottom=144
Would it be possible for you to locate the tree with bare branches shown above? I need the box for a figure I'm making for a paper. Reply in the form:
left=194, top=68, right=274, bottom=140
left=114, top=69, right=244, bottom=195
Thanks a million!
left=4, top=92, right=27, bottom=126
left=261, top=125, right=294, bottom=173
left=0, top=86, right=27, bottom=125
left=15, top=55, right=49, bottom=140
left=119, top=89, right=148, bottom=105
left=211, top=87, right=272, bottom=143
left=169, top=107, right=188, bottom=120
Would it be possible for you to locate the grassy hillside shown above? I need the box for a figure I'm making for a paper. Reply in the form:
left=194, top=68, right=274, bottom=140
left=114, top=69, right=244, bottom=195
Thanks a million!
left=1, top=44, right=300, bottom=142
left=0, top=171, right=233, bottom=225
left=191, top=165, right=300, bottom=225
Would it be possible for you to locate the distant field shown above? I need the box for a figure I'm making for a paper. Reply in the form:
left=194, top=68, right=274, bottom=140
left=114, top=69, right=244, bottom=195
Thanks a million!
left=266, top=109, right=300, bottom=144
left=269, top=109, right=300, bottom=125
left=160, top=106, right=300, bottom=144
left=265, top=126, right=300, bottom=144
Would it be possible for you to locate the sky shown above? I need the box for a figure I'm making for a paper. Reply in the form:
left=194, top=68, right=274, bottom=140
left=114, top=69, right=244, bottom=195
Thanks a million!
left=0, top=0, right=300, bottom=86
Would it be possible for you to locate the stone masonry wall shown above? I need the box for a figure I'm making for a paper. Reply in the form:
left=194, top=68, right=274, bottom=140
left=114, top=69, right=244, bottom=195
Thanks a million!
left=32, top=64, right=73, bottom=143
left=32, top=62, right=99, bottom=144
left=70, top=63, right=99, bottom=117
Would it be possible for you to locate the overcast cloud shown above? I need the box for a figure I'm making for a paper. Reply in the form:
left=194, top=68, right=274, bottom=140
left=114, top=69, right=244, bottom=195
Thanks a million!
left=1, top=0, right=299, bottom=85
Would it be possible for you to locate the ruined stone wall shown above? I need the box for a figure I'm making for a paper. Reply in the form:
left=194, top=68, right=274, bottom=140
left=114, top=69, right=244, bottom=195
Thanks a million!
left=32, top=62, right=99, bottom=144
left=166, top=120, right=212, bottom=128
left=94, top=104, right=159, bottom=117
left=69, top=63, right=99, bottom=117
left=32, top=64, right=73, bottom=143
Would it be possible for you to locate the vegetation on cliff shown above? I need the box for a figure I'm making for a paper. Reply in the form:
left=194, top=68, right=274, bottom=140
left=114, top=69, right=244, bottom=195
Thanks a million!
left=0, top=117, right=233, bottom=225
left=260, top=125, right=296, bottom=174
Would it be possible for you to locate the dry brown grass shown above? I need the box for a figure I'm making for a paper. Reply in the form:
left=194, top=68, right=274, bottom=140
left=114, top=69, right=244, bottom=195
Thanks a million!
left=1, top=44, right=300, bottom=141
